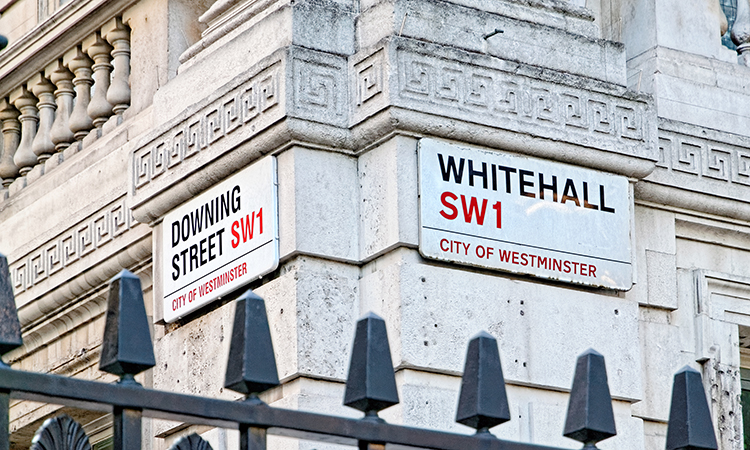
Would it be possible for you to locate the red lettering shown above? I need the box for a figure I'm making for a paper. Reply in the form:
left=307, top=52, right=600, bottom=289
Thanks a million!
left=440, top=192, right=458, bottom=220
left=512, top=252, right=519, bottom=264
left=499, top=250, right=512, bottom=262
left=231, top=221, right=240, bottom=248
left=563, top=261, right=571, bottom=273
left=589, top=265, right=596, bottom=278
left=520, top=253, right=528, bottom=266
left=440, top=239, right=449, bottom=251
left=492, top=201, right=501, bottom=228
left=461, top=195, right=487, bottom=225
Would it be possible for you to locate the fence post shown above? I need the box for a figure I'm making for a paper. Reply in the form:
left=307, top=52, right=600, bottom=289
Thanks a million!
left=665, top=366, right=718, bottom=450
left=99, top=270, right=155, bottom=450
left=563, top=349, right=616, bottom=449
left=0, top=254, right=22, bottom=450
left=225, top=290, right=280, bottom=450
left=455, top=331, right=510, bottom=436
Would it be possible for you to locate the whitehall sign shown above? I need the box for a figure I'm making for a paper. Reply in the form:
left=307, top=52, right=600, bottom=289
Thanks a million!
left=161, top=156, right=279, bottom=323
left=418, top=139, right=632, bottom=290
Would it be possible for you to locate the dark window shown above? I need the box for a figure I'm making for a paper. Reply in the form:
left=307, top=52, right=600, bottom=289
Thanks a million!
left=721, top=0, right=738, bottom=50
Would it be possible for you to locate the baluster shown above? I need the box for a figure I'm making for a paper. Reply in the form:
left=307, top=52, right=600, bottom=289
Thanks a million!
left=48, top=60, right=76, bottom=152
left=99, top=270, right=155, bottom=450
left=105, top=17, right=131, bottom=116
left=11, top=86, right=39, bottom=177
left=0, top=100, right=20, bottom=188
left=733, top=0, right=750, bottom=65
left=85, top=32, right=114, bottom=129
left=30, top=74, right=56, bottom=164
left=66, top=47, right=94, bottom=141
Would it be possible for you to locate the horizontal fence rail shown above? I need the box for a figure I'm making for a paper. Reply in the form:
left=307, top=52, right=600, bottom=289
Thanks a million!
left=0, top=253, right=720, bottom=450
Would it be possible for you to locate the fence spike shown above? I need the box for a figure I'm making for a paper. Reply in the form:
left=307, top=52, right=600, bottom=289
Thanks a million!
left=224, top=290, right=279, bottom=398
left=99, top=270, right=155, bottom=382
left=563, top=348, right=616, bottom=446
left=0, top=254, right=22, bottom=359
left=665, top=366, right=717, bottom=450
left=455, top=331, right=510, bottom=434
left=344, top=312, right=399, bottom=419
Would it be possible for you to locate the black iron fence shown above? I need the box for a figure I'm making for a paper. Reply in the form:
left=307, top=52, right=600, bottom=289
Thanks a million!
left=0, top=254, right=719, bottom=450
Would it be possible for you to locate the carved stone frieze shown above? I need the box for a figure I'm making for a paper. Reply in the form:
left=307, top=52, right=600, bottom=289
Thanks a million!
left=635, top=119, right=750, bottom=221
left=130, top=39, right=658, bottom=224
left=131, top=54, right=284, bottom=204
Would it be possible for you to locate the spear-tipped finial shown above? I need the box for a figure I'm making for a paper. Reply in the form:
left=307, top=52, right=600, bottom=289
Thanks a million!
left=99, top=270, right=155, bottom=383
left=665, top=366, right=717, bottom=450
left=563, top=349, right=616, bottom=447
left=0, top=253, right=22, bottom=360
left=455, top=331, right=510, bottom=435
left=224, top=290, right=280, bottom=399
left=343, top=312, right=399, bottom=419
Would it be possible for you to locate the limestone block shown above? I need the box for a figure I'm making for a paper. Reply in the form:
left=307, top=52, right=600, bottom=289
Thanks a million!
left=265, top=378, right=358, bottom=450
left=291, top=0, right=355, bottom=56
left=0, top=0, right=37, bottom=45
left=631, top=306, right=694, bottom=422
left=676, top=237, right=750, bottom=279
left=359, top=248, right=641, bottom=400
left=277, top=147, right=359, bottom=263
left=359, top=0, right=625, bottom=86
left=257, top=256, right=359, bottom=381
left=634, top=205, right=675, bottom=255
left=153, top=6, right=293, bottom=124
left=645, top=250, right=677, bottom=310
left=359, top=135, right=419, bottom=261
left=380, top=369, right=643, bottom=450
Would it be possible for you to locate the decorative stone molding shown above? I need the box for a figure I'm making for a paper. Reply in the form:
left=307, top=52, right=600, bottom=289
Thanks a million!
left=130, top=52, right=284, bottom=204
left=132, top=40, right=658, bottom=223
left=9, top=196, right=138, bottom=296
left=635, top=118, right=750, bottom=221
left=694, top=270, right=750, bottom=450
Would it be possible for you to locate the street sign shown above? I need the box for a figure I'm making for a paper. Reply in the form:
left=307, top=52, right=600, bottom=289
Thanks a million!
left=418, top=139, right=632, bottom=290
left=161, top=156, right=279, bottom=323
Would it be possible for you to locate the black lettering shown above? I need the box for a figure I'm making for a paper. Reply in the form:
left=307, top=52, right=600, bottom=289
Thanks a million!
left=497, top=166, right=516, bottom=194
left=205, top=200, right=215, bottom=226
left=180, top=248, right=189, bottom=276
left=438, top=154, right=465, bottom=184
left=171, top=221, right=180, bottom=247
left=600, top=185, right=615, bottom=213
left=467, top=160, right=488, bottom=189
left=583, top=182, right=598, bottom=210
left=172, top=255, right=180, bottom=281
left=231, top=185, right=241, bottom=213
left=181, top=216, right=190, bottom=242
left=216, top=228, right=225, bottom=256
left=539, top=173, right=558, bottom=202
left=208, top=232, right=216, bottom=261
left=189, top=244, right=199, bottom=271
left=519, top=169, right=535, bottom=198
left=190, top=208, right=203, bottom=235
left=561, top=179, right=581, bottom=206
left=199, top=238, right=207, bottom=266
left=220, top=193, right=230, bottom=220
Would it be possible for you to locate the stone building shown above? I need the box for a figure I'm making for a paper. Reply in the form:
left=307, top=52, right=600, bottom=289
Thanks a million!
left=0, top=0, right=749, bottom=449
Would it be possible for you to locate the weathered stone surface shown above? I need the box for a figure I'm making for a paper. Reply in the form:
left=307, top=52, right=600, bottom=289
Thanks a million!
left=359, top=248, right=641, bottom=401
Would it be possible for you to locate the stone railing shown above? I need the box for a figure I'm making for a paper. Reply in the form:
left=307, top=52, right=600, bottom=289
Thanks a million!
left=732, top=0, right=750, bottom=64
left=0, top=17, right=131, bottom=199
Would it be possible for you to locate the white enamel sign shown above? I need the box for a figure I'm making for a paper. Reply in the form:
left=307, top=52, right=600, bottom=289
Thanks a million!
left=418, top=139, right=632, bottom=290
left=161, top=156, right=279, bottom=323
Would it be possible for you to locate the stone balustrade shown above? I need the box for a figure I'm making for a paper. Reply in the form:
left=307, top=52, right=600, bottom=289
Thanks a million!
left=733, top=0, right=750, bottom=64
left=0, top=17, right=131, bottom=198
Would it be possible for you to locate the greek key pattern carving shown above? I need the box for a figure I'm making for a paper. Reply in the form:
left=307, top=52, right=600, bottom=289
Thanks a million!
left=292, top=55, right=346, bottom=127
left=133, top=61, right=281, bottom=191
left=657, top=130, right=750, bottom=186
left=10, top=197, right=136, bottom=293
left=396, top=50, right=650, bottom=154
left=355, top=49, right=384, bottom=106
